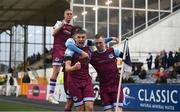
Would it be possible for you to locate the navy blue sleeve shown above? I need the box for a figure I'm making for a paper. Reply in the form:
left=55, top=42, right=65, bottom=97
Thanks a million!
left=104, top=37, right=112, bottom=43
left=86, top=40, right=94, bottom=46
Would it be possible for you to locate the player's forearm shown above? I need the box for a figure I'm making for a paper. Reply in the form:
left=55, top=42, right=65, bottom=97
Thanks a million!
left=105, top=37, right=119, bottom=44
left=52, top=29, right=59, bottom=36
left=65, top=65, right=77, bottom=72
left=66, top=40, right=83, bottom=54
left=104, top=37, right=112, bottom=43
left=52, top=27, right=62, bottom=36
left=88, top=37, right=112, bottom=46
left=52, top=21, right=64, bottom=36
left=65, top=60, right=77, bottom=72
left=65, top=65, right=73, bottom=72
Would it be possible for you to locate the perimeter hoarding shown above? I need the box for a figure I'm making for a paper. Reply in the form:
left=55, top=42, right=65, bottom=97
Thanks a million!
left=93, top=83, right=180, bottom=111
left=122, top=84, right=179, bottom=111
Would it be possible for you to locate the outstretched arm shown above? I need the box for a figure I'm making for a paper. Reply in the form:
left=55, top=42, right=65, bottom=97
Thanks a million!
left=105, top=37, right=120, bottom=44
left=86, top=37, right=120, bottom=46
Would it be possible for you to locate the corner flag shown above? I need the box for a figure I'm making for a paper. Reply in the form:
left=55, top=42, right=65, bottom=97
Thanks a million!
left=122, top=40, right=132, bottom=77
left=115, top=39, right=132, bottom=112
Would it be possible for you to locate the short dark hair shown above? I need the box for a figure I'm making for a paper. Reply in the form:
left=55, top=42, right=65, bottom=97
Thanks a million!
left=94, top=33, right=104, bottom=39
left=64, top=9, right=72, bottom=13
left=71, top=26, right=86, bottom=36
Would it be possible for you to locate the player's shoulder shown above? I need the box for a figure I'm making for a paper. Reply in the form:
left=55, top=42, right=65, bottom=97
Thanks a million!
left=66, top=38, right=74, bottom=42
left=107, top=47, right=114, bottom=52
left=91, top=50, right=99, bottom=57
left=56, top=20, right=61, bottom=23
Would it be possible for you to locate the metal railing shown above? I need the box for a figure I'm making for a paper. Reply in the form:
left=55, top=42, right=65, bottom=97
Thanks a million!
left=122, top=4, right=180, bottom=40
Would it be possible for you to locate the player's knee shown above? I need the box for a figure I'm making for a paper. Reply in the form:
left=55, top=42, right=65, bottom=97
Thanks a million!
left=53, top=65, right=61, bottom=71
left=105, top=109, right=113, bottom=112
left=55, top=68, right=60, bottom=73
left=76, top=105, right=84, bottom=111
left=114, top=107, right=123, bottom=112
left=54, top=68, right=60, bottom=75
left=85, top=102, right=94, bottom=111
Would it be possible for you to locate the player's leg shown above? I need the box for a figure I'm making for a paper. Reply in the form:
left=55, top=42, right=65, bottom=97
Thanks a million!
left=113, top=88, right=123, bottom=112
left=49, top=65, right=60, bottom=94
left=48, top=46, right=64, bottom=102
left=65, top=98, right=73, bottom=111
left=100, top=92, right=113, bottom=112
left=76, top=105, right=84, bottom=112
left=48, top=65, right=61, bottom=104
left=83, top=79, right=95, bottom=111
left=72, top=92, right=84, bottom=111
left=69, top=80, right=84, bottom=111
left=63, top=71, right=74, bottom=111
left=84, top=101, right=94, bottom=111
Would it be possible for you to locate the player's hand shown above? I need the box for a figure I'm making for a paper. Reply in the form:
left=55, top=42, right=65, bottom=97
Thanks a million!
left=74, top=62, right=81, bottom=70
left=79, top=51, right=89, bottom=59
left=111, top=37, right=120, bottom=44
left=61, top=20, right=66, bottom=26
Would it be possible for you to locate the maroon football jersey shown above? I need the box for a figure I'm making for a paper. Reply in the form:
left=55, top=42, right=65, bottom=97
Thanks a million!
left=52, top=24, right=73, bottom=61
left=68, top=46, right=91, bottom=80
left=90, top=48, right=119, bottom=86
left=53, top=23, right=73, bottom=50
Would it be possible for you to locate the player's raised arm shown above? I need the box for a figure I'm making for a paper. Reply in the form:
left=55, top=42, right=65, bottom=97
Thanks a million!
left=88, top=34, right=120, bottom=46
left=52, top=20, right=66, bottom=36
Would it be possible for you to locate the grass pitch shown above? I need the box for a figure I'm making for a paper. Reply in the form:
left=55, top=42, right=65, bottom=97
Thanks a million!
left=0, top=100, right=51, bottom=111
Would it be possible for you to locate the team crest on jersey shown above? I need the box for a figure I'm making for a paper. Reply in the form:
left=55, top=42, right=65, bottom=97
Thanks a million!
left=73, top=96, right=78, bottom=101
left=108, top=53, right=114, bottom=59
left=55, top=57, right=60, bottom=61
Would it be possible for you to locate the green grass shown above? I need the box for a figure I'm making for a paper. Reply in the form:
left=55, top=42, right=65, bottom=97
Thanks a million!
left=0, top=100, right=51, bottom=111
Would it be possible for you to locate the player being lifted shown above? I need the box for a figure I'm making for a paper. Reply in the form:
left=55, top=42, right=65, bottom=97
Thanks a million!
left=48, top=9, right=88, bottom=106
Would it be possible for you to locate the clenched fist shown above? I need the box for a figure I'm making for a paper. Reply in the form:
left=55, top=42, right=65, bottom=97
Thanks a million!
left=74, top=62, right=81, bottom=70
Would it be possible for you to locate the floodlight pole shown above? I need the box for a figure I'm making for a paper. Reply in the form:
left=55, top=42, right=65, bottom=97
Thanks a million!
left=43, top=16, right=47, bottom=82
left=9, top=29, right=12, bottom=70
left=23, top=25, right=28, bottom=72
